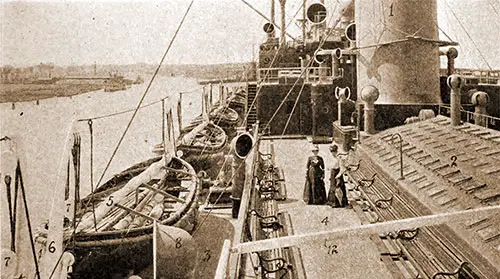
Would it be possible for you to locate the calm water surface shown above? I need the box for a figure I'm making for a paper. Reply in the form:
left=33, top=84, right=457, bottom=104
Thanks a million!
left=0, top=76, right=214, bottom=274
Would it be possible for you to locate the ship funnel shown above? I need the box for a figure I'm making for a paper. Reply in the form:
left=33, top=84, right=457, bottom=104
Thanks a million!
left=263, top=22, right=275, bottom=34
left=231, top=132, right=254, bottom=159
left=306, top=3, right=327, bottom=24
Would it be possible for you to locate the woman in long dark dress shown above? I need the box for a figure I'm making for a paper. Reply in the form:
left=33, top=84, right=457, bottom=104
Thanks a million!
left=303, top=145, right=327, bottom=204
left=327, top=145, right=348, bottom=207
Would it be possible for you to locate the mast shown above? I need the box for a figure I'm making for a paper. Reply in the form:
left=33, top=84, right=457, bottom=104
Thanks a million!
left=271, top=0, right=275, bottom=25
left=279, top=0, right=286, bottom=44
left=302, top=0, right=307, bottom=43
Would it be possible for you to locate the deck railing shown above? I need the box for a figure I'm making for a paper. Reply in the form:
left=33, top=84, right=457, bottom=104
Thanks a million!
left=258, top=67, right=332, bottom=84
left=438, top=104, right=500, bottom=128
left=440, top=68, right=500, bottom=85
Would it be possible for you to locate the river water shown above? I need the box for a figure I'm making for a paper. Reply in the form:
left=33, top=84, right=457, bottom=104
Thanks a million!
left=0, top=76, right=214, bottom=277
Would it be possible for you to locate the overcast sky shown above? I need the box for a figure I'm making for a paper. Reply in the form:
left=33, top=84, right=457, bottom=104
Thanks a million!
left=1, top=0, right=499, bottom=69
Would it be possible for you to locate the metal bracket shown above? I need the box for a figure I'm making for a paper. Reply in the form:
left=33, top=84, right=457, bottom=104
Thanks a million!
left=396, top=228, right=419, bottom=240
left=381, top=228, right=419, bottom=240
left=346, top=160, right=361, bottom=172
left=254, top=252, right=290, bottom=279
left=381, top=248, right=406, bottom=260
left=432, top=262, right=469, bottom=279
left=259, top=179, right=278, bottom=195
left=249, top=210, right=283, bottom=231
left=374, top=194, right=394, bottom=209
left=356, top=173, right=377, bottom=189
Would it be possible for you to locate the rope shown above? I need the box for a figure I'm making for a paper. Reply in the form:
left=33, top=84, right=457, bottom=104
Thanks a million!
left=191, top=154, right=231, bottom=236
left=191, top=0, right=343, bottom=235
left=93, top=0, right=194, bottom=190
left=444, top=0, right=492, bottom=70
left=488, top=0, right=499, bottom=17
left=285, top=3, right=303, bottom=30
left=77, top=97, right=166, bottom=122
left=17, top=160, right=41, bottom=278
left=436, top=23, right=454, bottom=43
left=280, top=79, right=307, bottom=136
left=48, top=2, right=195, bottom=277
left=76, top=87, right=200, bottom=122
left=4, top=174, right=15, bottom=251
left=239, top=0, right=296, bottom=41
left=263, top=1, right=340, bottom=133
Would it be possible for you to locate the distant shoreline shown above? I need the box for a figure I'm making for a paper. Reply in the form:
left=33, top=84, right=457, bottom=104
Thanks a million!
left=0, top=83, right=104, bottom=103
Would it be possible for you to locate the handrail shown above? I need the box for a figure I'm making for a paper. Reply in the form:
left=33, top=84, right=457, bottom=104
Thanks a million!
left=439, top=68, right=500, bottom=84
left=438, top=104, right=500, bottom=127
left=214, top=239, right=232, bottom=279
left=258, top=66, right=331, bottom=84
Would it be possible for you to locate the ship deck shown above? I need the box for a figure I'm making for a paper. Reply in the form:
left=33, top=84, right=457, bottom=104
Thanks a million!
left=259, top=139, right=393, bottom=279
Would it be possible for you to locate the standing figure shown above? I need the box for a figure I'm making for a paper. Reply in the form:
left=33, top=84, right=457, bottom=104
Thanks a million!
left=303, top=145, right=327, bottom=204
left=327, top=145, right=348, bottom=207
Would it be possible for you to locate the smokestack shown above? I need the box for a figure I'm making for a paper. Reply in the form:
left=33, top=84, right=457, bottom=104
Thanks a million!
left=447, top=75, right=462, bottom=126
left=279, top=0, right=286, bottom=44
left=356, top=0, right=440, bottom=104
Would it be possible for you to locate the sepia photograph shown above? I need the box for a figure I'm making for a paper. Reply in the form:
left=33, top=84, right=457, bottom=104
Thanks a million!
left=1, top=0, right=500, bottom=278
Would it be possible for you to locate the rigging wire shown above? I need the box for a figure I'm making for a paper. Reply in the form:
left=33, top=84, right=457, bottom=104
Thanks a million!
left=187, top=17, right=296, bottom=235
left=92, top=0, right=195, bottom=190
left=440, top=8, right=481, bottom=70
left=187, top=2, right=305, bottom=225
left=195, top=0, right=343, bottom=221
left=487, top=0, right=499, bottom=18
left=193, top=1, right=345, bottom=235
left=277, top=1, right=341, bottom=137
left=436, top=23, right=454, bottom=43
left=239, top=0, right=296, bottom=41
left=47, top=1, right=196, bottom=277
left=444, top=0, right=492, bottom=70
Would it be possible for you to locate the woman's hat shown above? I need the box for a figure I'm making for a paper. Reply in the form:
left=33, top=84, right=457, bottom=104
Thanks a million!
left=329, top=144, right=338, bottom=152
left=311, top=145, right=319, bottom=151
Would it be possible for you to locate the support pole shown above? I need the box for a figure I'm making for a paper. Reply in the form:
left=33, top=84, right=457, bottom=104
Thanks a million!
left=302, top=0, right=307, bottom=43
left=162, top=98, right=166, bottom=155
left=279, top=0, right=286, bottom=45
left=177, top=94, right=183, bottom=131
left=271, top=0, right=275, bottom=25
left=392, top=133, right=404, bottom=180
left=153, top=220, right=157, bottom=279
